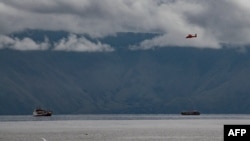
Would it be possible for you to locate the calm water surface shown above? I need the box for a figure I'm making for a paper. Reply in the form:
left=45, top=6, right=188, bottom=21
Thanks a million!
left=0, top=114, right=250, bottom=141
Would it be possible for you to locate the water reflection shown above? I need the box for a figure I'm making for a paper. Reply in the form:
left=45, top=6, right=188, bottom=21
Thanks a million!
left=0, top=114, right=250, bottom=122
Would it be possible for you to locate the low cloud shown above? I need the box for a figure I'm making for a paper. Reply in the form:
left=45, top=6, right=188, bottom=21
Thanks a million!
left=0, top=34, right=114, bottom=52
left=130, top=33, right=221, bottom=50
left=54, top=34, right=114, bottom=52
left=1, top=0, right=250, bottom=50
left=0, top=35, right=49, bottom=50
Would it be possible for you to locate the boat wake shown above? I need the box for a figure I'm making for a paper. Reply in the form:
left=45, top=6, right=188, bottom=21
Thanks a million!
left=41, top=137, right=47, bottom=141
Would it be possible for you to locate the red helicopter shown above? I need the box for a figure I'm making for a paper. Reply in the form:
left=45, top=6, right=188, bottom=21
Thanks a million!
left=186, top=33, right=197, bottom=38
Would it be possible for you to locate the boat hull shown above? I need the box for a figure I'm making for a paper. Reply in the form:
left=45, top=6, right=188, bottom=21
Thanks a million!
left=33, top=108, right=52, bottom=116
left=181, top=111, right=200, bottom=115
left=33, top=112, right=52, bottom=116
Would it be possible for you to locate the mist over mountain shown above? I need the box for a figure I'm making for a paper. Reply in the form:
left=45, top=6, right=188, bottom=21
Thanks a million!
left=1, top=31, right=250, bottom=115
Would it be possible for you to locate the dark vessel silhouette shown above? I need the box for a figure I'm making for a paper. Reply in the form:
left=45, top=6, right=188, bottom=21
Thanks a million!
left=33, top=107, right=52, bottom=116
left=181, top=110, right=200, bottom=115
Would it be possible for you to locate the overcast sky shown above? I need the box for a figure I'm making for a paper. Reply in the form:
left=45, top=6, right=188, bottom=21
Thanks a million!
left=0, top=0, right=250, bottom=51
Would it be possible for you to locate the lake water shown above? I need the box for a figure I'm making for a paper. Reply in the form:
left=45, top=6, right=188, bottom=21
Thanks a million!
left=0, top=114, right=250, bottom=141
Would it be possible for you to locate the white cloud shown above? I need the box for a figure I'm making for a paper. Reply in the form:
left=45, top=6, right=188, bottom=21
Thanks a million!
left=0, top=35, right=49, bottom=50
left=54, top=34, right=114, bottom=52
left=0, top=34, right=114, bottom=52
left=130, top=33, right=221, bottom=50
left=1, top=0, right=250, bottom=49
